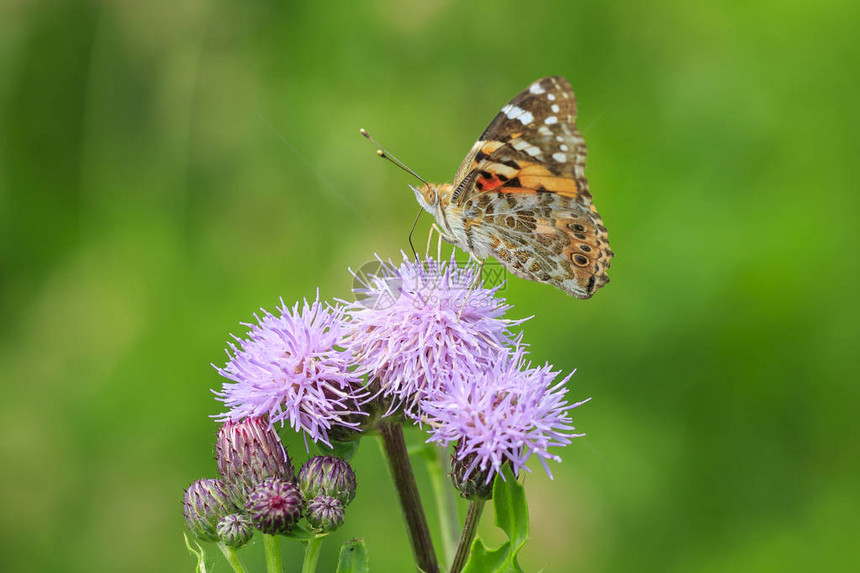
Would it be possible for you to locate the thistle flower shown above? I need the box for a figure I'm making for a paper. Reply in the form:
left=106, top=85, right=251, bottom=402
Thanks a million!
left=183, top=479, right=238, bottom=542
left=245, top=478, right=304, bottom=535
left=422, top=346, right=589, bottom=483
left=214, top=296, right=368, bottom=446
left=344, top=254, right=523, bottom=414
left=216, top=417, right=294, bottom=506
left=298, top=455, right=357, bottom=506
left=217, top=514, right=254, bottom=548
left=306, top=495, right=345, bottom=532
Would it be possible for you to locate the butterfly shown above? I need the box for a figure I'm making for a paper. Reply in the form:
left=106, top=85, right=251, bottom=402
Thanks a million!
left=410, top=76, right=613, bottom=299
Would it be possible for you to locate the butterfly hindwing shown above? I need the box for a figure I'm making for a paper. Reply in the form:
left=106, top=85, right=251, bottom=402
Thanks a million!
left=465, top=190, right=612, bottom=298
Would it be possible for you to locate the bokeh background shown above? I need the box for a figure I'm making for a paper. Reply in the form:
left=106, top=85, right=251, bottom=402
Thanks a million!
left=2, top=0, right=858, bottom=571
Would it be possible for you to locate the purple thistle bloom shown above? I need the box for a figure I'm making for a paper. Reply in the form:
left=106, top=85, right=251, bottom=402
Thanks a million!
left=343, top=253, right=524, bottom=415
left=214, top=295, right=368, bottom=446
left=422, top=346, right=589, bottom=482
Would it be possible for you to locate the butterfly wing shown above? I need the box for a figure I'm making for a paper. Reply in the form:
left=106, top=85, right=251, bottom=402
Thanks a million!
left=451, top=76, right=613, bottom=299
left=467, top=191, right=612, bottom=298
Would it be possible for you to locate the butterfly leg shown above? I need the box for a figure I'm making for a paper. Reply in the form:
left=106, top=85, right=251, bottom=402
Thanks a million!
left=473, top=257, right=486, bottom=289
left=437, top=229, right=443, bottom=262
left=425, top=224, right=444, bottom=260
left=457, top=257, right=486, bottom=320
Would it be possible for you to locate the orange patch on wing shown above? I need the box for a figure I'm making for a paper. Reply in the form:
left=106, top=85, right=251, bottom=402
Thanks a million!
left=475, top=172, right=505, bottom=192
left=495, top=162, right=579, bottom=197
left=518, top=164, right=579, bottom=197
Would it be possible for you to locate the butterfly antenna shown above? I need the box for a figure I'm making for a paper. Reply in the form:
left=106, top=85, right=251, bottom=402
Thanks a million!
left=407, top=207, right=423, bottom=260
left=359, top=128, right=428, bottom=185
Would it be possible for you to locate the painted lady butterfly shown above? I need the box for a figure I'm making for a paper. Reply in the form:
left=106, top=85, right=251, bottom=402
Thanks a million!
left=406, top=77, right=613, bottom=299
left=364, top=77, right=612, bottom=298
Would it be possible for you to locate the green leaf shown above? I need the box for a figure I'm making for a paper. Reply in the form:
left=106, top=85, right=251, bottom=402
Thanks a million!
left=462, top=467, right=530, bottom=573
left=492, top=466, right=529, bottom=559
left=462, top=539, right=510, bottom=573
left=410, top=442, right=437, bottom=459
left=336, top=538, right=369, bottom=573
left=315, top=438, right=360, bottom=461
left=283, top=523, right=325, bottom=541
left=183, top=532, right=210, bottom=573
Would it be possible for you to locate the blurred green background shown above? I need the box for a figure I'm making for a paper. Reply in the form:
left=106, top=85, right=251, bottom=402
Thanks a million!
left=2, top=0, right=858, bottom=571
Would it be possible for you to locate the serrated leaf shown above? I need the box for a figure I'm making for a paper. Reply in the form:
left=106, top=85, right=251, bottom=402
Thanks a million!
left=183, top=532, right=209, bottom=573
left=336, top=538, right=369, bottom=573
left=492, top=466, right=529, bottom=558
left=461, top=467, right=530, bottom=573
left=462, top=538, right=510, bottom=573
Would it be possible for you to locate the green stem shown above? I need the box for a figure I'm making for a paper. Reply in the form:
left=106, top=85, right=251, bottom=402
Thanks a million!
left=263, top=534, right=283, bottom=573
left=424, top=447, right=458, bottom=567
left=217, top=542, right=249, bottom=573
left=450, top=500, right=486, bottom=573
left=302, top=537, right=324, bottom=573
left=378, top=422, right=439, bottom=573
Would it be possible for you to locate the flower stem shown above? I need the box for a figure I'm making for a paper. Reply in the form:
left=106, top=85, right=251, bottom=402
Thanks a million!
left=450, top=500, right=486, bottom=573
left=217, top=542, right=249, bottom=573
left=263, top=534, right=283, bottom=573
left=378, top=422, right=439, bottom=573
left=302, top=537, right=324, bottom=573
left=423, top=447, right=459, bottom=567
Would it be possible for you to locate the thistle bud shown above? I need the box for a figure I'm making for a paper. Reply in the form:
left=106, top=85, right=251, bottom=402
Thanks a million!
left=306, top=495, right=345, bottom=532
left=183, top=478, right=238, bottom=541
left=450, top=449, right=494, bottom=501
left=245, top=478, right=304, bottom=535
left=298, top=456, right=357, bottom=506
left=217, top=513, right=254, bottom=548
left=216, top=417, right=294, bottom=506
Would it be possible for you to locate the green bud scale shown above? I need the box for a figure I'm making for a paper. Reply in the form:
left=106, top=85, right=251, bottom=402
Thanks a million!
left=298, top=455, right=357, bottom=506
left=217, top=513, right=254, bottom=548
left=306, top=495, right=345, bottom=532
left=450, top=450, right=494, bottom=501
left=183, top=478, right=238, bottom=541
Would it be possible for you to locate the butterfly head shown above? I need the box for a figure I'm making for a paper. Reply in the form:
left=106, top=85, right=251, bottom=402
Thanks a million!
left=410, top=183, right=452, bottom=215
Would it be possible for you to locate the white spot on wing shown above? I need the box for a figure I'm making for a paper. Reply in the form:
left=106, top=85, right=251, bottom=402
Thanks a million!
left=513, top=139, right=542, bottom=156
left=547, top=93, right=556, bottom=101
left=512, top=140, right=530, bottom=151
left=551, top=104, right=560, bottom=113
left=553, top=152, right=567, bottom=162
left=545, top=116, right=558, bottom=125
left=529, top=83, right=545, bottom=94
left=560, top=144, right=569, bottom=151
left=502, top=104, right=533, bottom=125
